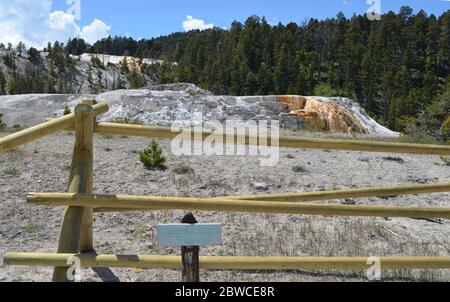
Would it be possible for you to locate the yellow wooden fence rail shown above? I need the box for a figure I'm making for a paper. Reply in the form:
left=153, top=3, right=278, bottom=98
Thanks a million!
left=5, top=253, right=450, bottom=270
left=94, top=182, right=450, bottom=212
left=97, top=122, right=450, bottom=155
left=2, top=102, right=450, bottom=281
left=44, top=119, right=450, bottom=155
left=0, top=103, right=108, bottom=153
left=27, top=192, right=450, bottom=219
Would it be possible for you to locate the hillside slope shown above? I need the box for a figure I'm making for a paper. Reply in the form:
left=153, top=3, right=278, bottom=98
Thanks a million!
left=0, top=49, right=161, bottom=96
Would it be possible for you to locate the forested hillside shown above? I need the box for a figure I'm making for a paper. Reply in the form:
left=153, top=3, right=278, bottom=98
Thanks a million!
left=86, top=7, right=450, bottom=135
left=0, top=42, right=166, bottom=96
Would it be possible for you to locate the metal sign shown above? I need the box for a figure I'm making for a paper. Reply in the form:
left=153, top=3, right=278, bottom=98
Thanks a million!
left=157, top=223, right=222, bottom=247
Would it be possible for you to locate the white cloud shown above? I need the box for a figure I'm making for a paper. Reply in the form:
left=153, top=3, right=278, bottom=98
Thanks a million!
left=80, top=19, right=111, bottom=44
left=0, top=0, right=111, bottom=49
left=182, top=15, right=214, bottom=31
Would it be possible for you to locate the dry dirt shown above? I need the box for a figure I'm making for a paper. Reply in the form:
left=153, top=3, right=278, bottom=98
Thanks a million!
left=1, top=130, right=450, bottom=282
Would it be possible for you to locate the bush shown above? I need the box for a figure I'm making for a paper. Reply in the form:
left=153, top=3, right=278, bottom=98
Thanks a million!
left=442, top=116, right=450, bottom=141
left=400, top=116, right=440, bottom=145
left=3, top=166, right=18, bottom=175
left=27, top=47, right=40, bottom=63
left=90, top=56, right=104, bottom=69
left=0, top=113, right=6, bottom=130
left=313, top=84, right=336, bottom=97
left=139, top=140, right=166, bottom=170
left=63, top=105, right=71, bottom=115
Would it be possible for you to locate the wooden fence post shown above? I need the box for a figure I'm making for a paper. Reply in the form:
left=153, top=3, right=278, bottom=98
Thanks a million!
left=181, top=213, right=200, bottom=282
left=52, top=103, right=94, bottom=282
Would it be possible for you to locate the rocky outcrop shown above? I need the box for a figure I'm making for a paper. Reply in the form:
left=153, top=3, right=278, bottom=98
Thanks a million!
left=0, top=83, right=398, bottom=136
left=277, top=96, right=369, bottom=134
left=69, top=53, right=166, bottom=73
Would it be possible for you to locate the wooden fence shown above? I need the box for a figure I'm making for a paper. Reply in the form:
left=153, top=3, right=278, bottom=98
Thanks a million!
left=1, top=102, right=450, bottom=282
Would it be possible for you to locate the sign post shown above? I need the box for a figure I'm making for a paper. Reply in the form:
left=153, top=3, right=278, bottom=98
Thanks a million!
left=157, top=212, right=222, bottom=282
left=181, top=213, right=200, bottom=282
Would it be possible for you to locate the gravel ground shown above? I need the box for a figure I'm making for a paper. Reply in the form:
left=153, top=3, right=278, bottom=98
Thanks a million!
left=1, top=131, right=450, bottom=282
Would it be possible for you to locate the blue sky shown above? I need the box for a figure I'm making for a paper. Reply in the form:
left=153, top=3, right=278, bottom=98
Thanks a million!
left=52, top=0, right=450, bottom=38
left=0, top=0, right=449, bottom=48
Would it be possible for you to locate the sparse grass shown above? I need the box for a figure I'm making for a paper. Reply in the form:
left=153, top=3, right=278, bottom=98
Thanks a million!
left=439, top=156, right=450, bottom=166
left=3, top=166, right=18, bottom=175
left=100, top=134, right=114, bottom=139
left=173, top=163, right=194, bottom=175
left=187, top=91, right=198, bottom=97
left=111, top=117, right=144, bottom=125
left=24, top=223, right=37, bottom=233
left=133, top=224, right=150, bottom=239
left=7, top=149, right=24, bottom=161
left=292, top=165, right=307, bottom=173
left=99, top=241, right=112, bottom=248
left=149, top=241, right=159, bottom=252
left=230, top=215, right=447, bottom=281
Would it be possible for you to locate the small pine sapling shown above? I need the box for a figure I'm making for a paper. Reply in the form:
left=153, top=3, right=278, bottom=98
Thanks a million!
left=63, top=105, right=72, bottom=115
left=139, top=140, right=167, bottom=170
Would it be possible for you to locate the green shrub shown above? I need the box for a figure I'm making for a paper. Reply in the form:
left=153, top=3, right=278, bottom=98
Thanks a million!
left=139, top=140, right=166, bottom=170
left=0, top=113, right=6, bottom=130
left=442, top=116, right=450, bottom=142
left=313, top=84, right=336, bottom=97
left=4, top=167, right=18, bottom=175
left=63, top=105, right=71, bottom=115
left=24, top=223, right=38, bottom=233
left=400, top=120, right=440, bottom=145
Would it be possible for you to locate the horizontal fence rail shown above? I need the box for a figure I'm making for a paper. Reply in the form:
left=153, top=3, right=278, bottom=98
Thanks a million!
left=42, top=117, right=450, bottom=155
left=28, top=193, right=450, bottom=219
left=5, top=253, right=450, bottom=270
left=95, top=183, right=450, bottom=212
left=93, top=122, right=450, bottom=155
left=0, top=103, right=109, bottom=153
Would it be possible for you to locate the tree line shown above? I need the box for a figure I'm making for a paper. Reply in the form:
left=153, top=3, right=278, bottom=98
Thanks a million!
left=74, top=7, right=450, bottom=133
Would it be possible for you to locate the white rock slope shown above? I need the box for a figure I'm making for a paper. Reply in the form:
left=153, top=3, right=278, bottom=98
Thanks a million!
left=0, top=83, right=397, bottom=136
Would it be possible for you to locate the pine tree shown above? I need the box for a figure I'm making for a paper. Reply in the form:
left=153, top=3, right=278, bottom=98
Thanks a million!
left=257, top=63, right=275, bottom=95
left=274, top=43, right=291, bottom=94
left=130, top=69, right=145, bottom=88
left=27, top=47, right=40, bottom=63
left=0, top=67, right=6, bottom=95
left=139, top=140, right=167, bottom=169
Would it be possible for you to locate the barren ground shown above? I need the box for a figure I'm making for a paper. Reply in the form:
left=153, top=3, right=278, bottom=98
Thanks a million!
left=1, top=130, right=450, bottom=282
